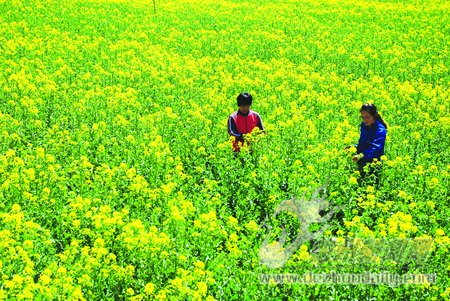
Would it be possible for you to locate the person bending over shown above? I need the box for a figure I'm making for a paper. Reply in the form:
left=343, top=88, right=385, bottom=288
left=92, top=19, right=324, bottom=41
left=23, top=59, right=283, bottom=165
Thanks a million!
left=345, top=103, right=388, bottom=185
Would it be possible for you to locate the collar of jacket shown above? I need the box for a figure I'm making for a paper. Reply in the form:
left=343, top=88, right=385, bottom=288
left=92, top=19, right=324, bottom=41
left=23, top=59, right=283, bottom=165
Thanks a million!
left=237, top=110, right=250, bottom=116
left=362, top=120, right=380, bottom=131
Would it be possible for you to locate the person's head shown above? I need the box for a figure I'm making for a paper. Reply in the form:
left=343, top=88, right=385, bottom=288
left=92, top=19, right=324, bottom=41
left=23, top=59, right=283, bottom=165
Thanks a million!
left=360, top=103, right=387, bottom=128
left=237, top=92, right=252, bottom=114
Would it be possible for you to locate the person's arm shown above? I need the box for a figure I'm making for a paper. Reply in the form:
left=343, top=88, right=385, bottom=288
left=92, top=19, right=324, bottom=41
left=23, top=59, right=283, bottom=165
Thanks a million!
left=228, top=116, right=244, bottom=141
left=360, top=127, right=386, bottom=163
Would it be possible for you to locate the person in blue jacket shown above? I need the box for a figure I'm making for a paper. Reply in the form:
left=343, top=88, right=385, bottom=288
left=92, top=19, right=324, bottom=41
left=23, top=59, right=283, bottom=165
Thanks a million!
left=345, top=103, right=387, bottom=184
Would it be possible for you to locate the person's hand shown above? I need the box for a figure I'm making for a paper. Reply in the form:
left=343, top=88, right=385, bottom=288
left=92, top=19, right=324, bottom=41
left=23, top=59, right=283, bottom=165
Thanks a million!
left=352, top=154, right=363, bottom=162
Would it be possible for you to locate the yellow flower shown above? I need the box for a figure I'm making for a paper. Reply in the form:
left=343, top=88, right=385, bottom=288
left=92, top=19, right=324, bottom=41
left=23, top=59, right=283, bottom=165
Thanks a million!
left=39, top=274, right=52, bottom=285
left=197, top=281, right=207, bottom=295
left=366, top=194, right=376, bottom=201
left=436, top=229, right=445, bottom=236
left=197, top=146, right=206, bottom=155
left=144, top=283, right=155, bottom=296
left=11, top=204, right=21, bottom=212
left=194, top=261, right=205, bottom=270
left=245, top=220, right=258, bottom=231
left=229, top=233, right=238, bottom=242
left=36, top=147, right=45, bottom=157
left=23, top=240, right=33, bottom=249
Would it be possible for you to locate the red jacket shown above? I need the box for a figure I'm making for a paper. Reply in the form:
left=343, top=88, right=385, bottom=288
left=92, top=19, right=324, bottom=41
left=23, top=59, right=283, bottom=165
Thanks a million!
left=227, top=110, right=265, bottom=152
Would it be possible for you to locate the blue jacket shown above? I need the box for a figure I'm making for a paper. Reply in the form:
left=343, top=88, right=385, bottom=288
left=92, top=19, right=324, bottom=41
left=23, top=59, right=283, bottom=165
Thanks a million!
left=356, top=120, right=387, bottom=164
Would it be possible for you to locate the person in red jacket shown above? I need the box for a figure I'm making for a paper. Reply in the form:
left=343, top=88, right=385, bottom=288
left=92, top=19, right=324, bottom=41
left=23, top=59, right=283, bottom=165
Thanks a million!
left=227, top=92, right=265, bottom=152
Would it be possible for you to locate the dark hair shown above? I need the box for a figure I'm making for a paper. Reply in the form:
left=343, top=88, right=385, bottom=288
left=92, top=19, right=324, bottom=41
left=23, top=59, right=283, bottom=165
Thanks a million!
left=360, top=103, right=388, bottom=129
left=237, top=92, right=252, bottom=106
